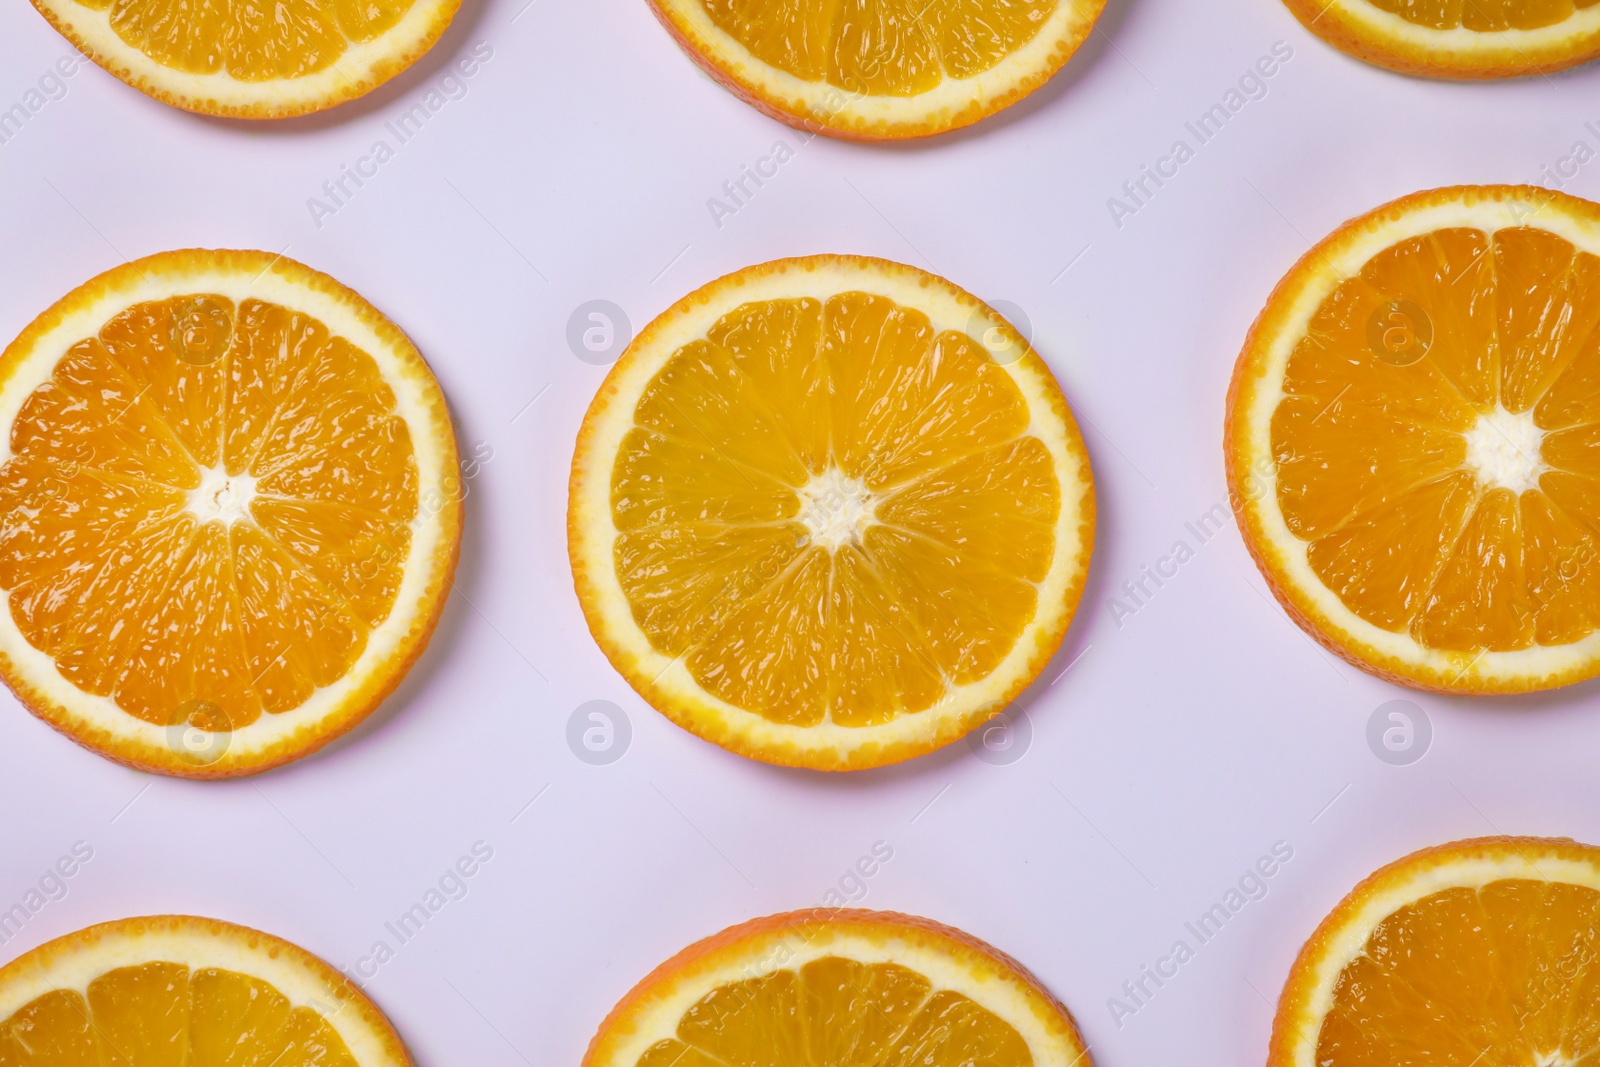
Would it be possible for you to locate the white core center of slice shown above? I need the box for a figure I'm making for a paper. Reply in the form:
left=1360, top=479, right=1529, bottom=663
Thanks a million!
left=186, top=467, right=257, bottom=525
left=1463, top=407, right=1546, bottom=494
left=799, top=468, right=875, bottom=551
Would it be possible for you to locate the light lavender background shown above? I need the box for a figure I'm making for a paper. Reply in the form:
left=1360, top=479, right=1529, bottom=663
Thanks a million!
left=1, top=0, right=1598, bottom=1064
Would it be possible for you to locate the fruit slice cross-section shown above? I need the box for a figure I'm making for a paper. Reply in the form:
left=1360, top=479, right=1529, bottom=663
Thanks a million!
left=28, top=0, right=461, bottom=117
left=569, top=255, right=1095, bottom=770
left=0, top=249, right=461, bottom=777
left=0, top=915, right=412, bottom=1067
left=1270, top=836, right=1600, bottom=1067
left=1281, top=0, right=1600, bottom=78
left=645, top=0, right=1109, bottom=139
left=1227, top=185, right=1600, bottom=693
left=583, top=909, right=1093, bottom=1067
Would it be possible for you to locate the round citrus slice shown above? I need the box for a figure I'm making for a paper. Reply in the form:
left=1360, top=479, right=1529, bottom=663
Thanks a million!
left=1270, top=836, right=1600, bottom=1067
left=1282, top=0, right=1600, bottom=78
left=584, top=909, right=1092, bottom=1067
left=0, top=914, right=411, bottom=1066
left=30, top=0, right=459, bottom=117
left=1227, top=185, right=1600, bottom=694
left=0, top=249, right=461, bottom=777
left=645, top=0, right=1108, bottom=140
left=568, top=255, right=1094, bottom=770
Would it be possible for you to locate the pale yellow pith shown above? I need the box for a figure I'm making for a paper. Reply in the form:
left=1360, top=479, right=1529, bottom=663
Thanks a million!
left=571, top=257, right=1094, bottom=769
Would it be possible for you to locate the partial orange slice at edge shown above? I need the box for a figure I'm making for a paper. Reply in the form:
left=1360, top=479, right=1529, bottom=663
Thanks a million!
left=1228, top=185, right=1600, bottom=694
left=1271, top=836, right=1600, bottom=1067
left=30, top=0, right=460, bottom=117
left=583, top=909, right=1092, bottom=1067
left=0, top=914, right=412, bottom=1066
left=646, top=0, right=1109, bottom=139
left=1282, top=0, right=1600, bottom=79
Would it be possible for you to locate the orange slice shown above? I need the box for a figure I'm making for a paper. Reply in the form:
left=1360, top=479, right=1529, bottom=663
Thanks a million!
left=1270, top=836, right=1600, bottom=1067
left=30, top=0, right=459, bottom=117
left=583, top=909, right=1092, bottom=1067
left=0, top=915, right=411, bottom=1066
left=1227, top=185, right=1600, bottom=693
left=645, top=0, right=1109, bottom=140
left=568, top=255, right=1094, bottom=770
left=1283, top=0, right=1600, bottom=78
left=0, top=249, right=461, bottom=777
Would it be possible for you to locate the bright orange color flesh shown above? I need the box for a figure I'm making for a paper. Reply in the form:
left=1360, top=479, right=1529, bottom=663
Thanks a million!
left=584, top=910, right=1088, bottom=1067
left=1315, top=878, right=1600, bottom=1067
left=610, top=293, right=1060, bottom=729
left=635, top=956, right=1033, bottom=1067
left=1366, top=0, right=1599, bottom=32
left=1280, top=0, right=1600, bottom=81
left=87, top=0, right=419, bottom=80
left=0, top=964, right=359, bottom=1066
left=1272, top=225, right=1600, bottom=653
left=1270, top=841, right=1600, bottom=1067
left=698, top=0, right=1060, bottom=95
left=0, top=293, right=417, bottom=735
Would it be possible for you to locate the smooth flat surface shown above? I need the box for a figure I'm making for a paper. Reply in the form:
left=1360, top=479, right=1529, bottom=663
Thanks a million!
left=1, top=2, right=1598, bottom=1065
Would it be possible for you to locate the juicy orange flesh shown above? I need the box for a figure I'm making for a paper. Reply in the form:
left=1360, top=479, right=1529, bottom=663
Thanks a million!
left=83, top=0, right=419, bottom=79
left=697, top=0, right=1060, bottom=93
left=1315, top=879, right=1600, bottom=1067
left=1364, top=0, right=1599, bottom=33
left=611, top=293, right=1058, bottom=727
left=0, top=963, right=358, bottom=1066
left=1272, top=226, right=1600, bottom=652
left=635, top=956, right=1033, bottom=1067
left=0, top=292, right=417, bottom=734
